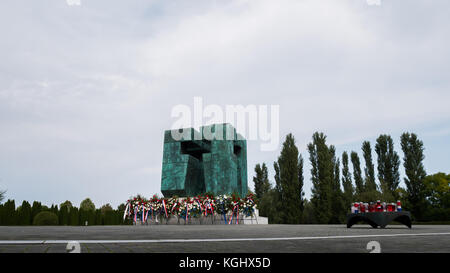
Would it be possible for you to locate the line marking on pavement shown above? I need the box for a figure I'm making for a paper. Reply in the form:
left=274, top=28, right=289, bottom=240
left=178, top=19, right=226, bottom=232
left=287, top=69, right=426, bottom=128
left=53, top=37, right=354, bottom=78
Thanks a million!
left=1, top=232, right=450, bottom=245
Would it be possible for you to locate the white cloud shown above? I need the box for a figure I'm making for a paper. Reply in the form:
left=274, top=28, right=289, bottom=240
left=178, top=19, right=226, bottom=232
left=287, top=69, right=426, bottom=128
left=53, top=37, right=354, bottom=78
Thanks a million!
left=0, top=0, right=449, bottom=206
left=366, top=0, right=382, bottom=6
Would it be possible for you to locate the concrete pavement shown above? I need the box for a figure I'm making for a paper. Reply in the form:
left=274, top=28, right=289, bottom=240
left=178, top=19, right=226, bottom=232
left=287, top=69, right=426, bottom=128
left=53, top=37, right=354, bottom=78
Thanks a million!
left=0, top=224, right=449, bottom=253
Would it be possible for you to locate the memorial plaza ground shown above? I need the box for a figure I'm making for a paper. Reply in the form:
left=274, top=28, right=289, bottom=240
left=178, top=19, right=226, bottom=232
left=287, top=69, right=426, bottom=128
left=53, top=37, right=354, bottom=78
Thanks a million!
left=0, top=224, right=449, bottom=253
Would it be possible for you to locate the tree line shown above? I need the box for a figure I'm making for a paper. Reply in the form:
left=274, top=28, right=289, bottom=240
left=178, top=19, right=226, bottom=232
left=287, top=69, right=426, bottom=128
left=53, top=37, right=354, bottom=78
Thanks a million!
left=1, top=131, right=448, bottom=226
left=0, top=197, right=131, bottom=226
left=254, top=132, right=450, bottom=224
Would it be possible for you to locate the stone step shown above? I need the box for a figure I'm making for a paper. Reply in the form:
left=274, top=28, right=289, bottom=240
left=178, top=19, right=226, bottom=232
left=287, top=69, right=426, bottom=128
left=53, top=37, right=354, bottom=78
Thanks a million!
left=133, top=213, right=268, bottom=225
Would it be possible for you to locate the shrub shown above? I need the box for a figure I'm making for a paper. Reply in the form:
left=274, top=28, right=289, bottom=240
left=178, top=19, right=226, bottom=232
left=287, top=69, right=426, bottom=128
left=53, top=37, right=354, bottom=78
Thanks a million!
left=33, top=211, right=59, bottom=226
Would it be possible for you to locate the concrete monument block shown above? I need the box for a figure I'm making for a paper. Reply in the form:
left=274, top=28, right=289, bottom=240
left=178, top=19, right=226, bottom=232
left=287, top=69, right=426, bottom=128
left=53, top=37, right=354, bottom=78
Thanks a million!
left=161, top=123, right=247, bottom=197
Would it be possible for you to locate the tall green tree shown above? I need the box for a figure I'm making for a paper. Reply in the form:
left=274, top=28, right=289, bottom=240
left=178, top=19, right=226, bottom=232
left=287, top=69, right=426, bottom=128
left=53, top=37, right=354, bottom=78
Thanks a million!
left=359, top=141, right=382, bottom=202
left=31, top=201, right=42, bottom=225
left=401, top=132, right=427, bottom=220
left=95, top=209, right=103, bottom=225
left=69, top=207, right=79, bottom=226
left=59, top=201, right=72, bottom=226
left=80, top=198, right=95, bottom=211
left=423, top=173, right=450, bottom=208
left=308, top=132, right=334, bottom=224
left=101, top=204, right=114, bottom=225
left=58, top=205, right=70, bottom=226
left=79, top=209, right=88, bottom=226
left=341, top=152, right=354, bottom=211
left=253, top=163, right=271, bottom=200
left=3, top=200, right=17, bottom=225
left=330, top=147, right=345, bottom=223
left=50, top=204, right=59, bottom=217
left=17, top=201, right=32, bottom=225
left=350, top=151, right=364, bottom=198
left=273, top=133, right=304, bottom=224
left=301, top=199, right=317, bottom=224
left=269, top=162, right=283, bottom=223
left=375, top=135, right=401, bottom=201
left=362, top=141, right=377, bottom=192
left=423, top=173, right=450, bottom=221
left=258, top=189, right=282, bottom=223
left=80, top=198, right=96, bottom=225
left=60, top=200, right=73, bottom=210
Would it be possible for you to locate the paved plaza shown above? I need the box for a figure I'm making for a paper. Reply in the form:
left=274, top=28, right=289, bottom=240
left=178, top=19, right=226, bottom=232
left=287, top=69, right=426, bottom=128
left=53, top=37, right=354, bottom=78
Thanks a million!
left=0, top=224, right=449, bottom=253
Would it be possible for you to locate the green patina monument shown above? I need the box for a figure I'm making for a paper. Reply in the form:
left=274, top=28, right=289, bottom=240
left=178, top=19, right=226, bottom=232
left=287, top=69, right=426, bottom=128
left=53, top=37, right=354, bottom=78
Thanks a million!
left=161, top=123, right=247, bottom=197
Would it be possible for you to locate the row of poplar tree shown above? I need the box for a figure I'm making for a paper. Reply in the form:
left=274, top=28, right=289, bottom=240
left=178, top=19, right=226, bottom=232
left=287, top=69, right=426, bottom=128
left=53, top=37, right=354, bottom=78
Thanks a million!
left=0, top=197, right=131, bottom=226
left=254, top=132, right=450, bottom=224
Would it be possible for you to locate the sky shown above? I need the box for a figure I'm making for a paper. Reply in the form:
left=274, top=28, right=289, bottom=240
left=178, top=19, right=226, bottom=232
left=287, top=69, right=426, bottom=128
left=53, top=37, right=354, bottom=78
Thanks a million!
left=0, top=0, right=449, bottom=208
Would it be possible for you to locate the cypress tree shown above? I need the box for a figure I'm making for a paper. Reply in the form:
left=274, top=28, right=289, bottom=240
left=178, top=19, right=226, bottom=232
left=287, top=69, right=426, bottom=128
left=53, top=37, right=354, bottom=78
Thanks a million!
left=330, top=146, right=345, bottom=223
left=360, top=141, right=381, bottom=202
left=253, top=163, right=271, bottom=200
left=69, top=207, right=79, bottom=226
left=375, top=134, right=401, bottom=201
left=301, top=199, right=317, bottom=224
left=401, top=132, right=427, bottom=220
left=59, top=201, right=72, bottom=225
left=79, top=208, right=87, bottom=226
left=16, top=205, right=23, bottom=225
left=3, top=200, right=17, bottom=225
left=350, top=151, right=364, bottom=198
left=79, top=208, right=96, bottom=226
left=59, top=205, right=70, bottom=226
left=80, top=198, right=95, bottom=211
left=342, top=152, right=354, bottom=211
left=17, top=201, right=32, bottom=225
left=271, top=161, right=283, bottom=224
left=31, top=201, right=42, bottom=225
left=101, top=204, right=114, bottom=225
left=95, top=209, right=103, bottom=225
left=60, top=200, right=73, bottom=209
left=116, top=210, right=122, bottom=225
left=111, top=210, right=118, bottom=225
left=88, top=210, right=96, bottom=226
left=50, top=204, right=59, bottom=218
left=308, top=132, right=333, bottom=224
left=117, top=204, right=127, bottom=225
left=274, top=133, right=304, bottom=224
left=362, top=141, right=377, bottom=192
left=80, top=198, right=96, bottom=225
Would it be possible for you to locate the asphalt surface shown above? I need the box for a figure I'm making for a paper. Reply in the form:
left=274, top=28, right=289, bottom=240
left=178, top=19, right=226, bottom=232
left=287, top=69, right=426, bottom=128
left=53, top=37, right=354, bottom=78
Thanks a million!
left=0, top=224, right=449, bottom=253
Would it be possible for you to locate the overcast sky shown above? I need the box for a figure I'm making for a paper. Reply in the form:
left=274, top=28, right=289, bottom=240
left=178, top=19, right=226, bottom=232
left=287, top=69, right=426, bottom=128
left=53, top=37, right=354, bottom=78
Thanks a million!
left=1, top=0, right=449, bottom=208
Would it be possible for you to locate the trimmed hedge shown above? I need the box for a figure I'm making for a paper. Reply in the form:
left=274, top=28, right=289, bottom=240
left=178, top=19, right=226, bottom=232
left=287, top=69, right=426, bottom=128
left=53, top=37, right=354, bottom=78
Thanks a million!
left=33, top=211, right=59, bottom=226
